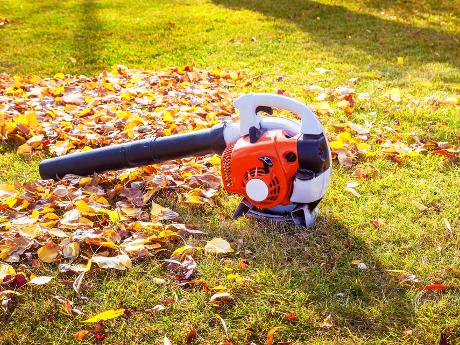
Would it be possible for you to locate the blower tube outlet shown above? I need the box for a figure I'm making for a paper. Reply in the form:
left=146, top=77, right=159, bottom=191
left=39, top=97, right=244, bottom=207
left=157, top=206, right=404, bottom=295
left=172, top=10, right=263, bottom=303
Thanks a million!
left=39, top=123, right=226, bottom=180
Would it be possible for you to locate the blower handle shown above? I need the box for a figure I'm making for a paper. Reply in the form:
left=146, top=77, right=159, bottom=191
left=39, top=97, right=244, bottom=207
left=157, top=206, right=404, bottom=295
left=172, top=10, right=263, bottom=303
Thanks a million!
left=233, top=93, right=323, bottom=136
left=39, top=125, right=226, bottom=180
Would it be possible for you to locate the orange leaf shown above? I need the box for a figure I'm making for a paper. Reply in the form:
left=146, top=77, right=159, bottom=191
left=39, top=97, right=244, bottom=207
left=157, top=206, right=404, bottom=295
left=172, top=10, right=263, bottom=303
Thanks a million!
left=432, top=149, right=456, bottom=158
left=417, top=282, right=448, bottom=291
left=74, top=330, right=89, bottom=341
left=371, top=219, right=384, bottom=228
left=267, top=326, right=282, bottom=345
left=285, top=313, right=298, bottom=321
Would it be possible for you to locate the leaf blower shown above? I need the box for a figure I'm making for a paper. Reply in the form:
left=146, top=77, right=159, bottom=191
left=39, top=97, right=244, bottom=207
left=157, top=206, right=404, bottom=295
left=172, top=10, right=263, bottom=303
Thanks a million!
left=39, top=93, right=331, bottom=227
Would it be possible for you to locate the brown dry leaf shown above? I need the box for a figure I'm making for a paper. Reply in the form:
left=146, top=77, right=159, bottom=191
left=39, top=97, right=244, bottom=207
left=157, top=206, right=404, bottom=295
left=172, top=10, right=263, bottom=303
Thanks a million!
left=150, top=202, right=179, bottom=221
left=320, top=314, right=334, bottom=328
left=186, top=328, right=198, bottom=344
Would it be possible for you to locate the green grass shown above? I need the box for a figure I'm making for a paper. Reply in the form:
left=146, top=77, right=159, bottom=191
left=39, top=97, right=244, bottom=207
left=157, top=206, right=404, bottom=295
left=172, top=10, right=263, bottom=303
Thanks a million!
left=0, top=0, right=459, bottom=344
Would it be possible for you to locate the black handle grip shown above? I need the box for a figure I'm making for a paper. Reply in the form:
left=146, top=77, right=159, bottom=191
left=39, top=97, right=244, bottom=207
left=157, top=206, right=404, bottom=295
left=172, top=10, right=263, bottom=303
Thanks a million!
left=39, top=124, right=226, bottom=180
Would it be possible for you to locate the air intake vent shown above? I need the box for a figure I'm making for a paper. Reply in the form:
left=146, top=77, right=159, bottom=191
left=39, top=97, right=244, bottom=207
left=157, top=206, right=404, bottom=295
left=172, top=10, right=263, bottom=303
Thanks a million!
left=221, top=142, right=234, bottom=188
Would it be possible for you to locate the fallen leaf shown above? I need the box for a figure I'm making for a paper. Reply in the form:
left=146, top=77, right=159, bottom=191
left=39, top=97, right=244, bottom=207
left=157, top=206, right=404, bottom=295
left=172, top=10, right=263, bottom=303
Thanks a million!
left=151, top=202, right=179, bottom=221
left=164, top=335, right=172, bottom=345
left=209, top=292, right=233, bottom=305
left=29, top=276, right=53, bottom=285
left=74, top=330, right=90, bottom=341
left=320, top=314, right=334, bottom=328
left=371, top=218, right=384, bottom=228
left=37, top=242, right=60, bottom=263
left=285, top=313, right=297, bottom=321
left=152, top=304, right=165, bottom=312
left=417, top=282, right=448, bottom=291
left=204, top=238, right=234, bottom=255
left=82, top=308, right=126, bottom=323
left=63, top=242, right=80, bottom=260
left=92, top=255, right=132, bottom=270
left=186, top=329, right=197, bottom=344
left=267, top=326, right=282, bottom=345
left=73, top=271, right=85, bottom=299
left=412, top=200, right=428, bottom=211
left=0, top=263, right=15, bottom=280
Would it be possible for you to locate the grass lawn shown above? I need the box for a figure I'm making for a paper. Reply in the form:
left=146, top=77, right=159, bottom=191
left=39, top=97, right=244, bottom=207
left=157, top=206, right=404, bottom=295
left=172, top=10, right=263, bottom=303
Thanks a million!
left=0, top=0, right=459, bottom=344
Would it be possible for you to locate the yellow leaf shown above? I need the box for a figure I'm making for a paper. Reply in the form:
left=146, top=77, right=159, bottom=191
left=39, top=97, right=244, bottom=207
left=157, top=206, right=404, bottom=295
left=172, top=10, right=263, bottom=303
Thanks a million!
left=37, top=242, right=60, bottom=263
left=104, top=82, right=115, bottom=91
left=0, top=184, right=17, bottom=199
left=75, top=200, right=95, bottom=216
left=171, top=245, right=196, bottom=258
left=82, top=308, right=125, bottom=323
left=54, top=72, right=65, bottom=79
left=0, top=262, right=15, bottom=280
left=313, top=102, right=332, bottom=115
left=207, top=155, right=221, bottom=165
left=17, top=143, right=32, bottom=154
left=227, top=273, right=244, bottom=282
left=337, top=132, right=352, bottom=142
left=356, top=143, right=370, bottom=151
left=228, top=72, right=239, bottom=80
left=397, top=56, right=404, bottom=65
left=98, top=208, right=120, bottom=223
left=329, top=140, right=344, bottom=150
left=185, top=194, right=205, bottom=205
left=163, top=110, right=174, bottom=123
left=388, top=88, right=401, bottom=102
left=18, top=224, right=43, bottom=238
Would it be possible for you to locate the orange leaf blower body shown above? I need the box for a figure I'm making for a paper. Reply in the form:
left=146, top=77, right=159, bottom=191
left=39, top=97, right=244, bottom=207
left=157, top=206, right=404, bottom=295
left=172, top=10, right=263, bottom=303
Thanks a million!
left=222, top=129, right=299, bottom=209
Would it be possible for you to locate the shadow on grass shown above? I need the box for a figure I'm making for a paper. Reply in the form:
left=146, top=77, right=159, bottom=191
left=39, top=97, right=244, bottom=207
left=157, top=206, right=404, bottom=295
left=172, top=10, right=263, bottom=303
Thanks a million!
left=223, top=212, right=414, bottom=341
left=361, top=0, right=460, bottom=19
left=71, top=0, right=104, bottom=73
left=212, top=0, right=459, bottom=69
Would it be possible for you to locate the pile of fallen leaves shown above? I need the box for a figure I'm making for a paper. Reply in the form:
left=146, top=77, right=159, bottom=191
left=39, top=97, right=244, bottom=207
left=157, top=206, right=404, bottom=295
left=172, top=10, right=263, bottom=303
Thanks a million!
left=0, top=66, right=240, bottom=327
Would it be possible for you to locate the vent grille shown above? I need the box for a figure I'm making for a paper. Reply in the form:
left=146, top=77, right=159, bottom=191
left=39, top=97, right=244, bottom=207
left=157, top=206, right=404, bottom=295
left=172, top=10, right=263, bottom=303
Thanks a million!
left=221, top=142, right=235, bottom=188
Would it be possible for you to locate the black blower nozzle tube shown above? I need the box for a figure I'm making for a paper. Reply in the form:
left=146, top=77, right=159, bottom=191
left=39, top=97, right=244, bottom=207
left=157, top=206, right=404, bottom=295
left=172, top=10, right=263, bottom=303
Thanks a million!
left=39, top=123, right=227, bottom=180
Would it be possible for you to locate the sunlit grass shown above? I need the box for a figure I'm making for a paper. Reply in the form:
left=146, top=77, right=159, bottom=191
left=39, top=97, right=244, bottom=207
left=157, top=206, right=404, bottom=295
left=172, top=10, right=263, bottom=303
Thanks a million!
left=0, top=0, right=459, bottom=343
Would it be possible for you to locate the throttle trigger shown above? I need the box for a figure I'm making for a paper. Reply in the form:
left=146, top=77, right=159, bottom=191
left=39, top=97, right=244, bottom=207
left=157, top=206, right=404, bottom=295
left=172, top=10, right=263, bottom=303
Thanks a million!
left=249, top=126, right=263, bottom=143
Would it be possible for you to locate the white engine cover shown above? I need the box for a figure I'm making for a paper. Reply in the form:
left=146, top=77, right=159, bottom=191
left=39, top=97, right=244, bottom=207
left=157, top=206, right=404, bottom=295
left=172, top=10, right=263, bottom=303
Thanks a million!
left=290, top=167, right=332, bottom=204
